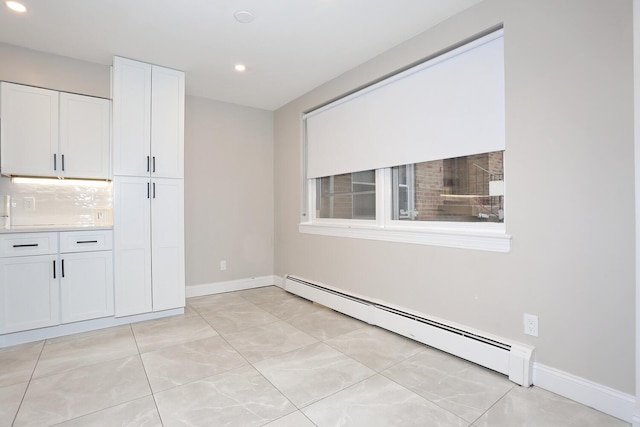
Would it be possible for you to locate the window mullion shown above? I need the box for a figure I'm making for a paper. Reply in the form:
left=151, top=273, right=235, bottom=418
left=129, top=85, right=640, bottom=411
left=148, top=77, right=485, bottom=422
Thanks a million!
left=377, top=168, right=390, bottom=228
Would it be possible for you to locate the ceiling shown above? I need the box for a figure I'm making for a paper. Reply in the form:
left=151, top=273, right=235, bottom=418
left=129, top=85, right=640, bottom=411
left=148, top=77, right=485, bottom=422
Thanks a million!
left=0, top=0, right=482, bottom=110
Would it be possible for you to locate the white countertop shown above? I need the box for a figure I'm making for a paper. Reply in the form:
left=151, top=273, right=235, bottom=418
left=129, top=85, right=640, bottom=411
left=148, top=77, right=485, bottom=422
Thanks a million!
left=0, top=225, right=113, bottom=234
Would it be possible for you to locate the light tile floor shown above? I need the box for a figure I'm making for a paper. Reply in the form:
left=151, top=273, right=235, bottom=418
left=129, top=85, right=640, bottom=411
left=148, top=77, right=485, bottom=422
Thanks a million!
left=0, top=286, right=630, bottom=427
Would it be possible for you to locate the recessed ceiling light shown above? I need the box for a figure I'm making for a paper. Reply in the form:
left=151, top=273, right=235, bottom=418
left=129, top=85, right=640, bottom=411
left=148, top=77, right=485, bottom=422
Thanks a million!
left=5, top=1, right=26, bottom=12
left=234, top=64, right=247, bottom=72
left=234, top=10, right=254, bottom=24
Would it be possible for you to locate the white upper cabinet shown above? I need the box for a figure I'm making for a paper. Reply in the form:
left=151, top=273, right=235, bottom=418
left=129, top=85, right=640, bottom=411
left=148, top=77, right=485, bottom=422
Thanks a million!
left=0, top=82, right=111, bottom=179
left=0, top=82, right=59, bottom=177
left=151, top=66, right=185, bottom=179
left=113, top=57, right=184, bottom=178
left=112, top=57, right=152, bottom=177
left=59, top=93, right=111, bottom=179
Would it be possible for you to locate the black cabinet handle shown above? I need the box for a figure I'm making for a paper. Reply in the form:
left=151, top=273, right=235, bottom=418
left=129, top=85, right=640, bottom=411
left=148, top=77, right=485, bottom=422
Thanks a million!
left=153, top=157, right=156, bottom=173
left=61, top=259, right=65, bottom=278
left=76, top=240, right=98, bottom=244
left=62, top=154, right=65, bottom=171
left=54, top=153, right=57, bottom=171
left=147, top=182, right=150, bottom=199
left=147, top=156, right=150, bottom=172
left=53, top=260, right=56, bottom=279
left=13, top=243, right=38, bottom=248
left=153, top=182, right=156, bottom=199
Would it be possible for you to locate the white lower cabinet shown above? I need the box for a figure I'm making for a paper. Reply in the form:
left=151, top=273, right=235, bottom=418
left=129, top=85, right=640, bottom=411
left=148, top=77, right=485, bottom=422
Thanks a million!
left=0, top=254, right=58, bottom=334
left=0, top=230, right=114, bottom=335
left=114, top=176, right=184, bottom=317
left=60, top=231, right=114, bottom=323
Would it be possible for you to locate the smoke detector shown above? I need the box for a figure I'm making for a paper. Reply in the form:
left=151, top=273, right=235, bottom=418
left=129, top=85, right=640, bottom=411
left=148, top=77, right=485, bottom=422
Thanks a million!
left=234, top=10, right=254, bottom=24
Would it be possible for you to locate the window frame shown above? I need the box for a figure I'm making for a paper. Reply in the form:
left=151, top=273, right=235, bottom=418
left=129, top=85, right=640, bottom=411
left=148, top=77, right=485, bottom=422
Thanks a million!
left=300, top=165, right=511, bottom=253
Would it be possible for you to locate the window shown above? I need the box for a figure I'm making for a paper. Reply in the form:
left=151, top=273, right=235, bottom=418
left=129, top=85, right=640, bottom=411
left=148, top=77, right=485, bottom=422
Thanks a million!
left=316, top=170, right=376, bottom=219
left=391, top=151, right=504, bottom=223
left=300, top=29, right=510, bottom=252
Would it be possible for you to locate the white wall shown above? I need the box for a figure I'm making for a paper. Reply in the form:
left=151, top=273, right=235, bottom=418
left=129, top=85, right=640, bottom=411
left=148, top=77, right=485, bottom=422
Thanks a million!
left=274, top=0, right=635, bottom=395
left=0, top=42, right=110, bottom=98
left=184, top=96, right=274, bottom=287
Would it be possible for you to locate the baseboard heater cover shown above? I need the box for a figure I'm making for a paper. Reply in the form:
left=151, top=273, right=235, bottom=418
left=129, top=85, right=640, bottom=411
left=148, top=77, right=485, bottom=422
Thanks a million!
left=285, top=275, right=534, bottom=386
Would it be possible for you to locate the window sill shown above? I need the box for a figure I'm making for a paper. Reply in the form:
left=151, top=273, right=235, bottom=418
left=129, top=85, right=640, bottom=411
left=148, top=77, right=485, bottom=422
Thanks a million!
left=298, top=222, right=511, bottom=252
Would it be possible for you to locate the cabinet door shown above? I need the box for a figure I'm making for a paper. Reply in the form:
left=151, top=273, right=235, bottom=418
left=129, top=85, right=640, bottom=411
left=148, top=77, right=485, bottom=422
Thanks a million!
left=0, top=82, right=58, bottom=177
left=113, top=176, right=152, bottom=317
left=59, top=93, right=111, bottom=179
left=60, top=251, right=114, bottom=323
left=151, top=65, right=184, bottom=179
left=113, top=57, right=152, bottom=177
left=151, top=178, right=185, bottom=311
left=0, top=255, right=58, bottom=334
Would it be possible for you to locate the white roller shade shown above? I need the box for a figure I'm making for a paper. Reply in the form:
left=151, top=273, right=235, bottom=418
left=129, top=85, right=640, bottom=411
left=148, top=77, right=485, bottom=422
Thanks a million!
left=305, top=30, right=505, bottom=179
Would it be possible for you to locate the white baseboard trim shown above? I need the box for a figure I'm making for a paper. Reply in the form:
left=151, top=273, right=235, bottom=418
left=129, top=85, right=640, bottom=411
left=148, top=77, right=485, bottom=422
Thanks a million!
left=273, top=275, right=285, bottom=288
left=186, top=275, right=281, bottom=298
left=533, top=363, right=635, bottom=423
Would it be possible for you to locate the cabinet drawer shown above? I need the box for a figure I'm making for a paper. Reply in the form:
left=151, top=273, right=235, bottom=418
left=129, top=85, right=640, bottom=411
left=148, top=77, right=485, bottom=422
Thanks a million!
left=60, top=230, right=113, bottom=253
left=0, top=233, right=58, bottom=257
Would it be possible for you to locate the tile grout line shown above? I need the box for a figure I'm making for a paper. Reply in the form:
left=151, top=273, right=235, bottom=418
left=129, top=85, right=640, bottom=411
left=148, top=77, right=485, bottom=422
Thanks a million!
left=189, top=290, right=366, bottom=423
left=130, top=322, right=166, bottom=427
left=24, top=328, right=140, bottom=382
left=31, top=325, right=160, bottom=425
left=191, top=302, right=306, bottom=426
left=468, top=382, right=516, bottom=426
left=377, top=359, right=471, bottom=425
left=10, top=340, right=46, bottom=427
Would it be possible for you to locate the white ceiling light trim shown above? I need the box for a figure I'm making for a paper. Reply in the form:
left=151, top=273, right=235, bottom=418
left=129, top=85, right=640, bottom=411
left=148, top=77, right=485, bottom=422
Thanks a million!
left=5, top=1, right=26, bottom=13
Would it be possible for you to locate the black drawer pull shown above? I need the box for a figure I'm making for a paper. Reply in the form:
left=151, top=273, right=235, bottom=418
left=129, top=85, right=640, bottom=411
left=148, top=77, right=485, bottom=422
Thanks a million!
left=76, top=240, right=98, bottom=244
left=62, top=259, right=65, bottom=278
left=53, top=260, right=56, bottom=279
left=13, top=243, right=39, bottom=248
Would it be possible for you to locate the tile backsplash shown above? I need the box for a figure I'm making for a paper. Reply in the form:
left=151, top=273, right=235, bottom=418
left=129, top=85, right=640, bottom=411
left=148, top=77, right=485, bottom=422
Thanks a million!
left=0, top=177, right=113, bottom=227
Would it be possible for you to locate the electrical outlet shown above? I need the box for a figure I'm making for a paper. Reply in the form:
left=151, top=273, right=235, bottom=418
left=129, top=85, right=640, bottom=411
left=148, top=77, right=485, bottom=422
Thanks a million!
left=24, top=197, right=35, bottom=212
left=523, top=313, right=539, bottom=336
left=220, top=260, right=227, bottom=271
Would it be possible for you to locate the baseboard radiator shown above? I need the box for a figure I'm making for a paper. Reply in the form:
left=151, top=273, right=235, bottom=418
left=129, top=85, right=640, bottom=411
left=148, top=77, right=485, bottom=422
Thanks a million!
left=284, top=275, right=534, bottom=386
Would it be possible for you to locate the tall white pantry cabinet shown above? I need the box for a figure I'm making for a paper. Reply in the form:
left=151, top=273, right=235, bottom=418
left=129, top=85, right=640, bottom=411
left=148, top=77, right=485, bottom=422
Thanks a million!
left=112, top=56, right=185, bottom=317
